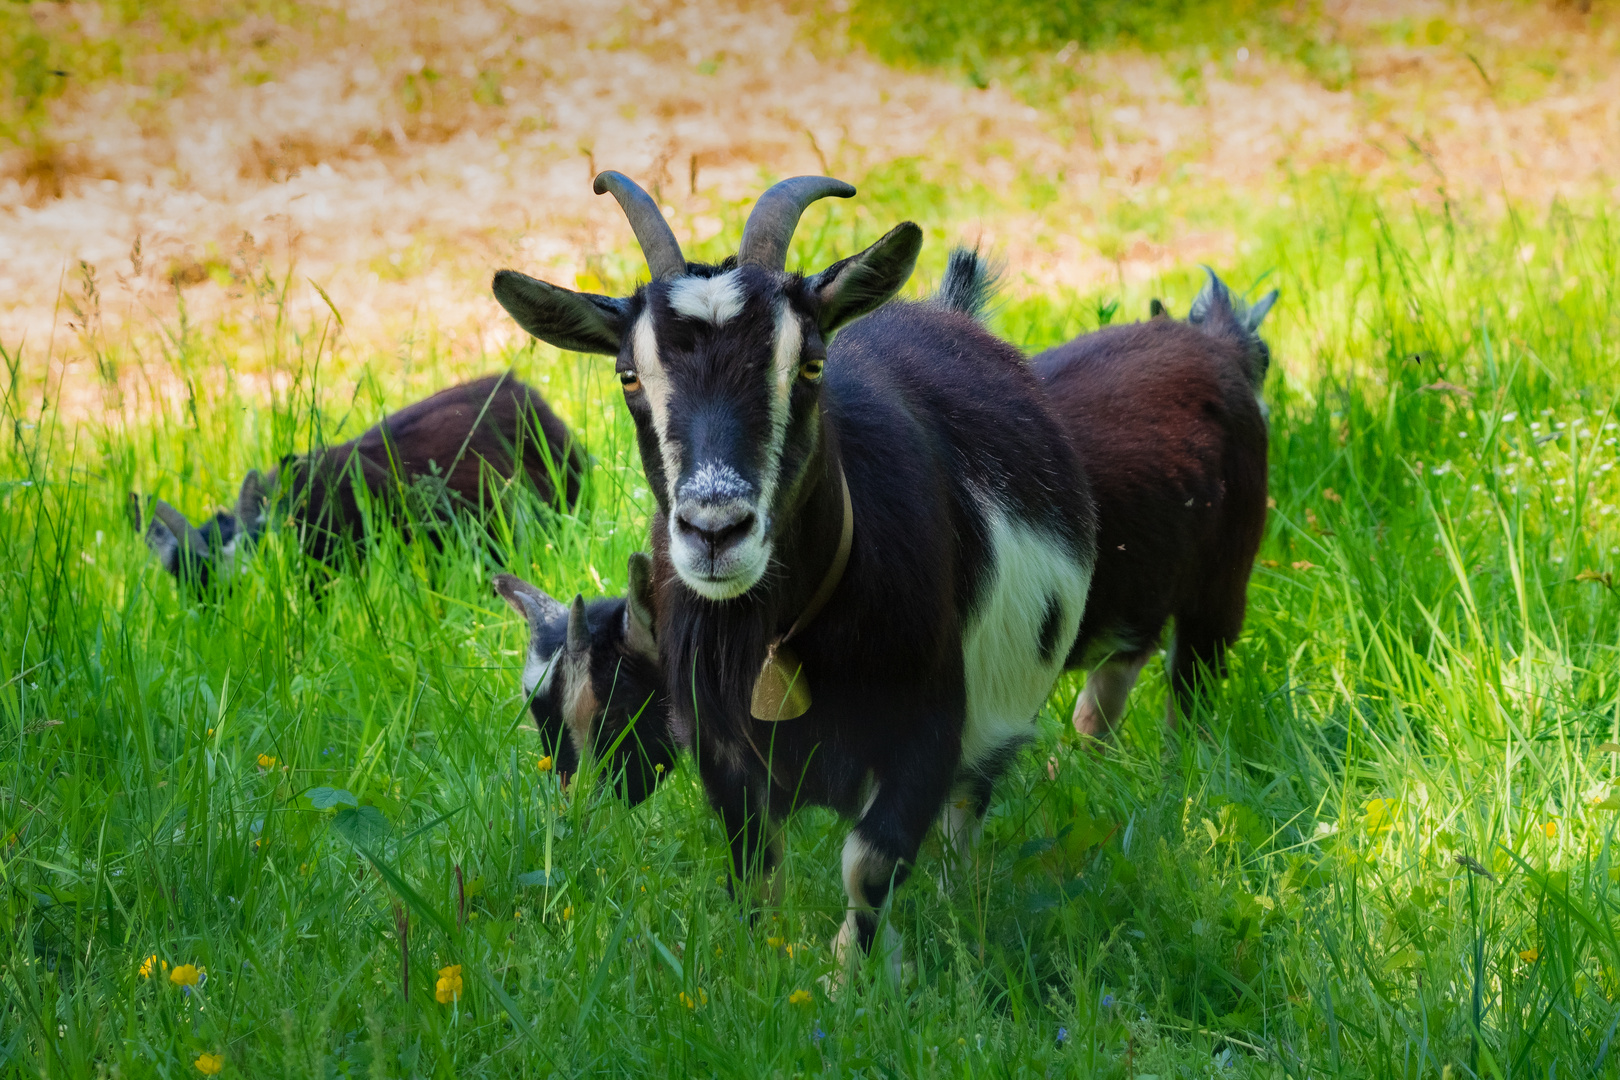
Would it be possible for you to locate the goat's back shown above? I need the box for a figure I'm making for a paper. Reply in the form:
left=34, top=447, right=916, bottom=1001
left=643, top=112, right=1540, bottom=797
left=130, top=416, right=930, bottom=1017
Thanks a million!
left=353, top=373, right=584, bottom=509
left=1031, top=319, right=1268, bottom=663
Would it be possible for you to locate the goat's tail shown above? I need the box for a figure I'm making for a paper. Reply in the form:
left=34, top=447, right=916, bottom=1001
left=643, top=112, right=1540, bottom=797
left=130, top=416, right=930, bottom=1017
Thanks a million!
left=933, top=246, right=1002, bottom=323
left=1187, top=267, right=1279, bottom=391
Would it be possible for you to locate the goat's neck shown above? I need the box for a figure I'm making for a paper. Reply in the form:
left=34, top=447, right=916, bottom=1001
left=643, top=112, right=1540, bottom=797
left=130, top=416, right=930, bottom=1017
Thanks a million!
left=768, top=426, right=846, bottom=634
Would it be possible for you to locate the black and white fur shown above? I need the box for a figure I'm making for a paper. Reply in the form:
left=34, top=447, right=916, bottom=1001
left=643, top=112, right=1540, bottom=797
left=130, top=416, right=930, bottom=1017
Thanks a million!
left=491, top=174, right=1097, bottom=964
left=492, top=555, right=676, bottom=805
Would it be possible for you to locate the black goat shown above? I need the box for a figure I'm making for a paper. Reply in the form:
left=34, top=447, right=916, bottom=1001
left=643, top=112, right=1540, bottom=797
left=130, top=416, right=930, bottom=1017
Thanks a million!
left=491, top=173, right=1098, bottom=968
left=492, top=254, right=1274, bottom=846
left=1032, top=270, right=1275, bottom=736
left=133, top=373, right=584, bottom=588
left=492, top=554, right=676, bottom=805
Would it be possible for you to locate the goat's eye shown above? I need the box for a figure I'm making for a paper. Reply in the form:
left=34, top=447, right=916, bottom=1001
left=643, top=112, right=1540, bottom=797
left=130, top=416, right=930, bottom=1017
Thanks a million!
left=619, top=370, right=642, bottom=393
left=798, top=358, right=824, bottom=383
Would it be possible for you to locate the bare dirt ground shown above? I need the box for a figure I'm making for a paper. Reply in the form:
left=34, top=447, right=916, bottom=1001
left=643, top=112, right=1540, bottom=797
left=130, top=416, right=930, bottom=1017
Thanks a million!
left=3, top=0, right=1618, bottom=413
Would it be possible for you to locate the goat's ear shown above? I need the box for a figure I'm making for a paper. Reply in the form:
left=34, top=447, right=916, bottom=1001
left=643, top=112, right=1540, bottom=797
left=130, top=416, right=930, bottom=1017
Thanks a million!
left=237, top=470, right=268, bottom=533
left=1149, top=298, right=1171, bottom=320
left=492, top=270, right=629, bottom=355
left=493, top=573, right=567, bottom=628
left=624, top=551, right=658, bottom=661
left=806, top=221, right=923, bottom=334
left=1245, top=289, right=1279, bottom=333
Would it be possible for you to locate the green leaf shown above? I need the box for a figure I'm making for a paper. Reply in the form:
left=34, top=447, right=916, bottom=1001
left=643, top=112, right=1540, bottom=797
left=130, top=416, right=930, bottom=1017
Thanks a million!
left=517, top=868, right=564, bottom=888
left=307, top=786, right=358, bottom=810
left=332, top=806, right=391, bottom=847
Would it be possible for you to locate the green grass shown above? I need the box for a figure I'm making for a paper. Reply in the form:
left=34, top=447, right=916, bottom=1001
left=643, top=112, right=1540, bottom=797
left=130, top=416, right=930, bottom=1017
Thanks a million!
left=4, top=175, right=1620, bottom=1078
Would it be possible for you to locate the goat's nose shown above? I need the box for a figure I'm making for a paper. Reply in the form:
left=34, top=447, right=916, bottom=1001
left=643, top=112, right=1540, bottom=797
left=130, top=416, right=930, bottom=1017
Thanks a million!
left=675, top=502, right=756, bottom=557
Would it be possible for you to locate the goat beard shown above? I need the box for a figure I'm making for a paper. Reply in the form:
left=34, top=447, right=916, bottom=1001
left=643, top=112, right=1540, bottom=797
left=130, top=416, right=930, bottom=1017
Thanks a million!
left=659, top=578, right=781, bottom=750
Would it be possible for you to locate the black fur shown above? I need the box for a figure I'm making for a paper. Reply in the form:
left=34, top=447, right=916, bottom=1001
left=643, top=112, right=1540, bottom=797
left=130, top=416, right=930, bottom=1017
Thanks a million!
left=496, top=208, right=1096, bottom=958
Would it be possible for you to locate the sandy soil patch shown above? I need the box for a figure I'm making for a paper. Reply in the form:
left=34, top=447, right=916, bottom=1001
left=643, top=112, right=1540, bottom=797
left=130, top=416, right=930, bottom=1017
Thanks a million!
left=3, top=0, right=1618, bottom=414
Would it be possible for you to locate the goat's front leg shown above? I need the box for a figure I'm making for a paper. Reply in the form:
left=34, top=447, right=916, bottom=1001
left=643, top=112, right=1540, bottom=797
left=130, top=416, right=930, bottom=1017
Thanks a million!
left=700, top=750, right=782, bottom=916
left=833, top=727, right=957, bottom=977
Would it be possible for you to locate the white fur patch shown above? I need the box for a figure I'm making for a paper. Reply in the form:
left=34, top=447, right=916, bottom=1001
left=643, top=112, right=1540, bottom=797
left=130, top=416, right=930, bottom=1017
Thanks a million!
left=841, top=831, right=889, bottom=910
left=522, top=643, right=560, bottom=701
left=632, top=310, right=681, bottom=503
left=681, top=461, right=752, bottom=502
left=754, top=303, right=802, bottom=519
left=959, top=505, right=1092, bottom=770
left=667, top=271, right=744, bottom=326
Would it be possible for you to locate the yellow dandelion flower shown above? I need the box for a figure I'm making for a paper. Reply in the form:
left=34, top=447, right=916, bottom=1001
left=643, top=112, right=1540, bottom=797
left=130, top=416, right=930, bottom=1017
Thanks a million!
left=766, top=935, right=784, bottom=949
left=435, top=964, right=463, bottom=1004
left=679, top=988, right=708, bottom=1009
left=1363, top=798, right=1395, bottom=835
left=169, top=964, right=202, bottom=988
left=195, top=1052, right=224, bottom=1075
left=1520, top=947, right=1540, bottom=963
left=562, top=906, right=573, bottom=920
left=536, top=756, right=553, bottom=773
left=139, top=955, right=157, bottom=979
left=1543, top=819, right=1559, bottom=838
left=256, top=754, right=276, bottom=770
left=789, top=989, right=812, bottom=1006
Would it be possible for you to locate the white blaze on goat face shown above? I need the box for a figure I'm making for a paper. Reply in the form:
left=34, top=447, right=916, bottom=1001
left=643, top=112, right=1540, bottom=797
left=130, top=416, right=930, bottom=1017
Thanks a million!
left=754, top=302, right=803, bottom=523
left=630, top=309, right=681, bottom=504
left=666, top=270, right=745, bottom=326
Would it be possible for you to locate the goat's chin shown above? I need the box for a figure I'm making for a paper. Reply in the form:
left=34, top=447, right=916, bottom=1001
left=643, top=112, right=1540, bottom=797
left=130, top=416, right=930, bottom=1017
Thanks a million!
left=671, top=538, right=771, bottom=602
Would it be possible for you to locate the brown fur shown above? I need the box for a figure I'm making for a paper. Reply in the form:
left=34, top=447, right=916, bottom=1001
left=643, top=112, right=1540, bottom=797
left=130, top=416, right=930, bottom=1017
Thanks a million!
left=1032, top=317, right=1269, bottom=727
left=261, top=371, right=584, bottom=561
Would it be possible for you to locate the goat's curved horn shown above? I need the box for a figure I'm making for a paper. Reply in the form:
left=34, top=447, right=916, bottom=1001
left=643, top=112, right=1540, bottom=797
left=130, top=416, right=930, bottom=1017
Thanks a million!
left=592, top=171, right=686, bottom=280
left=150, top=499, right=210, bottom=559
left=738, top=176, right=857, bottom=271
left=566, top=594, right=590, bottom=654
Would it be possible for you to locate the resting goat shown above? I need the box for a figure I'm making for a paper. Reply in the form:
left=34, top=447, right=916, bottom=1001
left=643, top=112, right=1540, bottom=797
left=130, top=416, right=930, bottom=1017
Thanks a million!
left=134, top=373, right=583, bottom=588
left=1033, top=270, right=1275, bottom=737
left=491, top=173, right=1098, bottom=966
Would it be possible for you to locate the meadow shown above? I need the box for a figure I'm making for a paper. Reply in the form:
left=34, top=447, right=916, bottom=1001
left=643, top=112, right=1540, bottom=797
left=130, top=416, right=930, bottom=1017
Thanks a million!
left=5, top=3, right=1620, bottom=1078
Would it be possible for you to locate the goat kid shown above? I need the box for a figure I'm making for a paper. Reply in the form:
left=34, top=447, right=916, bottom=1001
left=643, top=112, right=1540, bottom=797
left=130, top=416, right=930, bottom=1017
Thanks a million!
left=1031, top=269, right=1276, bottom=738
left=492, top=173, right=1097, bottom=968
left=134, top=373, right=583, bottom=588
left=492, top=554, right=676, bottom=805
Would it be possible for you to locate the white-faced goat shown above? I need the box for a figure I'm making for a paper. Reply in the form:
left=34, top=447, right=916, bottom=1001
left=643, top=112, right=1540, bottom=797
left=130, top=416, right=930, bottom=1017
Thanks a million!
left=490, top=252, right=1275, bottom=842
left=133, top=373, right=583, bottom=588
left=492, top=173, right=1098, bottom=967
left=1032, top=269, right=1275, bottom=737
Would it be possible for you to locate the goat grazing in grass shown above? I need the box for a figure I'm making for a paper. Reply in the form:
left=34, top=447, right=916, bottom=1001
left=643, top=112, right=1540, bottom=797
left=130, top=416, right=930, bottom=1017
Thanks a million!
left=133, top=373, right=583, bottom=588
left=492, top=554, right=676, bottom=806
left=1033, top=270, right=1276, bottom=738
left=491, top=173, right=1098, bottom=968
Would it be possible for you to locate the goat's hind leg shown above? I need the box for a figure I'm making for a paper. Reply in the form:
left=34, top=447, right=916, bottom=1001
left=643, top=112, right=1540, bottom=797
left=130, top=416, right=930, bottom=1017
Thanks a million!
left=1165, top=608, right=1241, bottom=731
left=1072, top=651, right=1152, bottom=740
